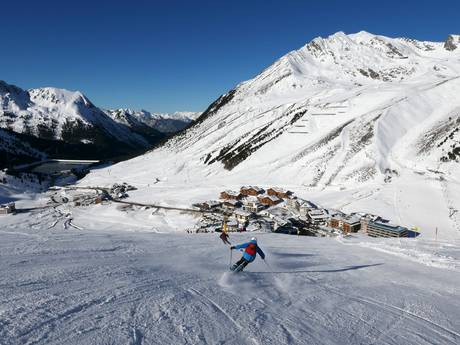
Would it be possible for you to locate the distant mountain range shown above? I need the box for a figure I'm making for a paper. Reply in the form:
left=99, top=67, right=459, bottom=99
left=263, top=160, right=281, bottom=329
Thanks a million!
left=0, top=80, right=200, bottom=167
left=106, top=109, right=200, bottom=135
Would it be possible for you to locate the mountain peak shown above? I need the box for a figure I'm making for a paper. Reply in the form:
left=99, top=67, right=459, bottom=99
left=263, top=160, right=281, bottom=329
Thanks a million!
left=29, top=87, right=93, bottom=108
left=328, top=31, right=348, bottom=39
left=352, top=30, right=374, bottom=36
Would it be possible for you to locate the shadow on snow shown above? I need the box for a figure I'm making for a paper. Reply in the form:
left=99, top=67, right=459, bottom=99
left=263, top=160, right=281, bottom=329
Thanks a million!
left=249, top=263, right=383, bottom=274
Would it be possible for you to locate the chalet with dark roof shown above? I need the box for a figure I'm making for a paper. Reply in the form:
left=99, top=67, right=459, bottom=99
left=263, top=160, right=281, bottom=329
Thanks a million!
left=258, top=194, right=282, bottom=206
left=240, top=186, right=265, bottom=196
left=220, top=190, right=242, bottom=200
left=267, top=187, right=292, bottom=199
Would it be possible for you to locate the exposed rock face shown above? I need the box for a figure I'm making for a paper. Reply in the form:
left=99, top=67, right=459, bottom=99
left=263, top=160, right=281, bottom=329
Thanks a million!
left=444, top=35, right=459, bottom=51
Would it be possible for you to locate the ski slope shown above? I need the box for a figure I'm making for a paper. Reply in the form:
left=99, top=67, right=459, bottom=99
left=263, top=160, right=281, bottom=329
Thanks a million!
left=0, top=212, right=459, bottom=345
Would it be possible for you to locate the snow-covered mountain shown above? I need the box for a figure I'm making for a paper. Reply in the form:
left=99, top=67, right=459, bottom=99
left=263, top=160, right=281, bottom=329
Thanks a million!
left=106, top=109, right=199, bottom=134
left=108, top=31, right=460, bottom=177
left=0, top=81, right=197, bottom=164
left=1, top=82, right=148, bottom=146
left=85, top=31, right=460, bottom=240
left=164, top=31, right=460, bottom=177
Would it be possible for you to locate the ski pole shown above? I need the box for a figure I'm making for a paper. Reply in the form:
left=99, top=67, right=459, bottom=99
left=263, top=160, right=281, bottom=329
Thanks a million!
left=263, top=258, right=273, bottom=272
left=229, top=249, right=233, bottom=268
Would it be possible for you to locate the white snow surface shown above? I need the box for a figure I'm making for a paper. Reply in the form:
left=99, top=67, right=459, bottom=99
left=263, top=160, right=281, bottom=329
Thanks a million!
left=0, top=207, right=460, bottom=345
left=83, top=31, right=460, bottom=241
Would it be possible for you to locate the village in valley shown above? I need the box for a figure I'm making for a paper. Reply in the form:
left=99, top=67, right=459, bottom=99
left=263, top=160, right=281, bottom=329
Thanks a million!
left=1, top=181, right=417, bottom=238
left=193, top=186, right=416, bottom=238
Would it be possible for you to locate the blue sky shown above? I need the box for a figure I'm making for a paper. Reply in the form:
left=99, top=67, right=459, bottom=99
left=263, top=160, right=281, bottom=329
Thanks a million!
left=1, top=0, right=459, bottom=112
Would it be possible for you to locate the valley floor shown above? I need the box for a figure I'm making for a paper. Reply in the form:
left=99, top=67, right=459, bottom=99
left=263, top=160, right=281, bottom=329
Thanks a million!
left=1, top=212, right=459, bottom=345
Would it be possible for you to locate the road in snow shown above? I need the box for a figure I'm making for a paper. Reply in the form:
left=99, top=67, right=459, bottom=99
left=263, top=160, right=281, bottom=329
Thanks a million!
left=1, top=218, right=459, bottom=345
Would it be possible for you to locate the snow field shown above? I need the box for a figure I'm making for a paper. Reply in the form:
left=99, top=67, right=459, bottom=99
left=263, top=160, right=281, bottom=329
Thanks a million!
left=0, top=226, right=459, bottom=345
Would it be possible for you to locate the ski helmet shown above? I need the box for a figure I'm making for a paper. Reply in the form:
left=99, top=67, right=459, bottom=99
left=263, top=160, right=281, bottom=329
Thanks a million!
left=251, top=237, right=257, bottom=243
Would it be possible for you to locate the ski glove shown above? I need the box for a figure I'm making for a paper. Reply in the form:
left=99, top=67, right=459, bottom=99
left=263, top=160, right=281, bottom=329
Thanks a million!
left=230, top=246, right=235, bottom=250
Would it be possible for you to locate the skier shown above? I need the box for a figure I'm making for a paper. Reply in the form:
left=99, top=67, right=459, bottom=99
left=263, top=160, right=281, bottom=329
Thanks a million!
left=220, top=230, right=231, bottom=245
left=220, top=221, right=231, bottom=245
left=230, top=237, right=265, bottom=272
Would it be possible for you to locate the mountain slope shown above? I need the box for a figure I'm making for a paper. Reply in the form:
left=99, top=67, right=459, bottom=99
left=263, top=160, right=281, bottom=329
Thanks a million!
left=84, top=31, right=460, bottom=239
left=0, top=128, right=47, bottom=167
left=166, top=31, right=460, bottom=178
left=0, top=81, right=198, bottom=165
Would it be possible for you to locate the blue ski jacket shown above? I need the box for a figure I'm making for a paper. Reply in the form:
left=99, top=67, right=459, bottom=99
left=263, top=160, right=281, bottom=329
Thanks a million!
left=233, top=240, right=265, bottom=262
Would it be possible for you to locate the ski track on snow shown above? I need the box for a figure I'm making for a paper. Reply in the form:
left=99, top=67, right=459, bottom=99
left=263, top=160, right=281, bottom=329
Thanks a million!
left=1, top=206, right=460, bottom=345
